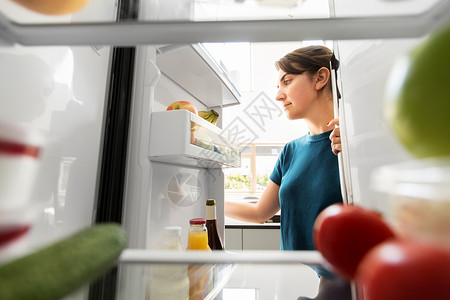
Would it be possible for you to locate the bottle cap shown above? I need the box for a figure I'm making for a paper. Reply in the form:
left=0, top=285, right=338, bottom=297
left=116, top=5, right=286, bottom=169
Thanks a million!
left=206, top=199, right=216, bottom=206
left=190, top=218, right=206, bottom=225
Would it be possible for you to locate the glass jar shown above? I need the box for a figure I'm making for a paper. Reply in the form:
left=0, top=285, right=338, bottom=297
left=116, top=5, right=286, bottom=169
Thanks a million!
left=186, top=218, right=210, bottom=251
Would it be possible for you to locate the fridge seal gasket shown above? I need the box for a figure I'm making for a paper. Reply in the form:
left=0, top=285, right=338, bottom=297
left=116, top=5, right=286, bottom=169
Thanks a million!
left=1, top=0, right=449, bottom=46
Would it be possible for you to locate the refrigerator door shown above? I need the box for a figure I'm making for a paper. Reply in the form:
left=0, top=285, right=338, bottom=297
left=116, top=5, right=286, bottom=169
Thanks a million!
left=0, top=44, right=114, bottom=239
left=0, top=34, right=114, bottom=300
left=334, top=38, right=421, bottom=214
left=0, top=3, right=118, bottom=300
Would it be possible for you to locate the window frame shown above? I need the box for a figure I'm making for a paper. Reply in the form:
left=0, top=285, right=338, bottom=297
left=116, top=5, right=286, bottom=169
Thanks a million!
left=225, top=142, right=285, bottom=194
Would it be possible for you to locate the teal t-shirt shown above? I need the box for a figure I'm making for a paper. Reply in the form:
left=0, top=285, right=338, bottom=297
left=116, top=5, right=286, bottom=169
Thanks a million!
left=270, top=130, right=342, bottom=251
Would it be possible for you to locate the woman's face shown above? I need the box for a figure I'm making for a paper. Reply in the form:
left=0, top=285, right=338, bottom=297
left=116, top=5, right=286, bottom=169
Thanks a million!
left=275, top=69, right=317, bottom=120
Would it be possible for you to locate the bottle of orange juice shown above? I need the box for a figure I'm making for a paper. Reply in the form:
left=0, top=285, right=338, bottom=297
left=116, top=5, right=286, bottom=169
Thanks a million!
left=187, top=218, right=210, bottom=251
left=186, top=218, right=213, bottom=299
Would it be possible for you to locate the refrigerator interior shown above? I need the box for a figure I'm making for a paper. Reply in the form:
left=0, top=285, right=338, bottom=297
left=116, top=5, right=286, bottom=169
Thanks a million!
left=118, top=38, right=241, bottom=300
left=0, top=0, right=449, bottom=300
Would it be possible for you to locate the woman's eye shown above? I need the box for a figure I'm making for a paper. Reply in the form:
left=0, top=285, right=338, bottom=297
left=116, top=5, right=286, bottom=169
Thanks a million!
left=284, top=79, right=291, bottom=85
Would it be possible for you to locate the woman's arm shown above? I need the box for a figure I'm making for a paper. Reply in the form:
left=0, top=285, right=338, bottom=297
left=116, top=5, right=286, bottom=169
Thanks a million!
left=225, top=179, right=281, bottom=224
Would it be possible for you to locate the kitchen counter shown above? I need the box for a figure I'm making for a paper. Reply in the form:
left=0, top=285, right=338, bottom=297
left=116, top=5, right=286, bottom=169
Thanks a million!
left=225, top=194, right=280, bottom=229
left=225, top=216, right=280, bottom=229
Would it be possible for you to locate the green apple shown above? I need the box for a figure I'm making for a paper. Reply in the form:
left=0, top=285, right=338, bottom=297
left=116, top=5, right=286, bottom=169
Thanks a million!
left=384, top=24, right=450, bottom=158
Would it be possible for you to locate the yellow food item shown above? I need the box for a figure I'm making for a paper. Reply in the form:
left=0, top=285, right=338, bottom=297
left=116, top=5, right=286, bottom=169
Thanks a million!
left=12, top=0, right=90, bottom=15
left=187, top=231, right=209, bottom=250
left=198, top=110, right=219, bottom=125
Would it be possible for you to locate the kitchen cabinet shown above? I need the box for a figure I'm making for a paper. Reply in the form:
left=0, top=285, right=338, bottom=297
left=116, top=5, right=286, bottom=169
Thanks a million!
left=225, top=227, right=280, bottom=250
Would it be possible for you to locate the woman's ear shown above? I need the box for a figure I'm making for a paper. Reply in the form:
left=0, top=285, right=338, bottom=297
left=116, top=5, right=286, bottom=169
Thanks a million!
left=315, top=67, right=330, bottom=91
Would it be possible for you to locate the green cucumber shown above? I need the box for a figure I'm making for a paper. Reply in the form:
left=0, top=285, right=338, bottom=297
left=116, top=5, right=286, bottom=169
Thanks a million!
left=0, top=223, right=126, bottom=300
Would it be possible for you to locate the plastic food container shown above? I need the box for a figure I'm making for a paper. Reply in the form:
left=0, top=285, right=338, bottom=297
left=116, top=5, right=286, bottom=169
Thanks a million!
left=0, top=121, right=45, bottom=210
left=0, top=205, right=38, bottom=248
left=372, top=157, right=450, bottom=248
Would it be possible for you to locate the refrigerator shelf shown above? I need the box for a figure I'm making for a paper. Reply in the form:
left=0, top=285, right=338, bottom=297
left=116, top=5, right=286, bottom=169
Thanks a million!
left=0, top=0, right=449, bottom=46
left=119, top=249, right=328, bottom=300
left=149, top=110, right=241, bottom=168
left=119, top=249, right=325, bottom=265
left=156, top=44, right=241, bottom=108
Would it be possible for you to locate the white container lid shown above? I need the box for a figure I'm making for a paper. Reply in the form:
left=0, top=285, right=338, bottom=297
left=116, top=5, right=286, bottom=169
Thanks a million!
left=0, top=121, right=46, bottom=147
left=163, top=226, right=182, bottom=237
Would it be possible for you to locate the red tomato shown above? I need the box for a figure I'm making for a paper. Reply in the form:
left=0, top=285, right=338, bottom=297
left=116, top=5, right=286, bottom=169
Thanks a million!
left=355, top=240, right=450, bottom=300
left=313, top=204, right=395, bottom=280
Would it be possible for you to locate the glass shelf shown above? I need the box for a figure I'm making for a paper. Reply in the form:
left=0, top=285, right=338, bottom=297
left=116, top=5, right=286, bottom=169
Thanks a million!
left=156, top=44, right=241, bottom=108
left=0, top=0, right=449, bottom=46
left=117, top=249, right=344, bottom=300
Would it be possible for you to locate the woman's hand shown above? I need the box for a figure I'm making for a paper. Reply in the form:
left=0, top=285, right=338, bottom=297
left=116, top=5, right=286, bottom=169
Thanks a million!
left=327, top=118, right=341, bottom=156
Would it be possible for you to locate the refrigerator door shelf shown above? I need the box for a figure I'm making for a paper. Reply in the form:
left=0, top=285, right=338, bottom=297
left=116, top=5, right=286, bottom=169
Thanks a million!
left=149, top=110, right=241, bottom=168
left=156, top=44, right=241, bottom=108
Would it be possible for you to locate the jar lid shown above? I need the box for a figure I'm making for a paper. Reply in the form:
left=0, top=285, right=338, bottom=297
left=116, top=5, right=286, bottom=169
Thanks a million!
left=206, top=199, right=216, bottom=206
left=190, top=218, right=206, bottom=225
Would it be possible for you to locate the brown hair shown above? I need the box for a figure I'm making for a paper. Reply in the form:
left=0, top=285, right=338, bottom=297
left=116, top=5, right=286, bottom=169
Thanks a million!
left=275, top=45, right=341, bottom=99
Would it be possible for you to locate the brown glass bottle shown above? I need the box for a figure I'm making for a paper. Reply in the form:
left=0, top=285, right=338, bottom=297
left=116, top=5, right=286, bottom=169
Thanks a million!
left=205, top=199, right=224, bottom=250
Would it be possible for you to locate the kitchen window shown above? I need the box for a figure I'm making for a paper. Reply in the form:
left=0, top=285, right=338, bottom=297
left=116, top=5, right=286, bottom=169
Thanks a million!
left=224, top=143, right=284, bottom=195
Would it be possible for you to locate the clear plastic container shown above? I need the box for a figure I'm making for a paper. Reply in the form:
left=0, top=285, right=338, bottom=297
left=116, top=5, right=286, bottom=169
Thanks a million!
left=0, top=121, right=45, bottom=261
left=372, top=157, right=450, bottom=248
left=0, top=121, right=46, bottom=210
left=161, top=226, right=184, bottom=250
left=147, top=226, right=189, bottom=300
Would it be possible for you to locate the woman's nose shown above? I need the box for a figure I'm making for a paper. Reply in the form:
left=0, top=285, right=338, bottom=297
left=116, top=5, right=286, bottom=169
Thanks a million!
left=275, top=88, right=285, bottom=101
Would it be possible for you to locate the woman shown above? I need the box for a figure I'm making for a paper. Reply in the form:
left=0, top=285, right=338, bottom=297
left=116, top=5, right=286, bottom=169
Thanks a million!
left=225, top=45, right=348, bottom=299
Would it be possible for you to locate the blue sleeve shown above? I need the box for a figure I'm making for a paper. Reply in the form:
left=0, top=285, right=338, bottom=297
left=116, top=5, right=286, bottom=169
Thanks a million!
left=270, top=143, right=288, bottom=186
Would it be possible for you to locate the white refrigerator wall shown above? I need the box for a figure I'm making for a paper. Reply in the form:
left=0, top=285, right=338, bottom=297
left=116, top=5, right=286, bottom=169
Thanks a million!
left=119, top=43, right=227, bottom=299
left=121, top=45, right=227, bottom=250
